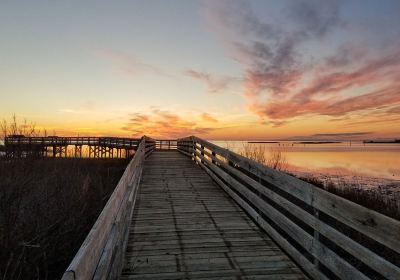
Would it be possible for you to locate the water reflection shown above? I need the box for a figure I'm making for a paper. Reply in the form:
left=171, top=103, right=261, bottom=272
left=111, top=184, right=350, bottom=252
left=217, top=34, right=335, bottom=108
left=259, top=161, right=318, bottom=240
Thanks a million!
left=211, top=141, right=400, bottom=180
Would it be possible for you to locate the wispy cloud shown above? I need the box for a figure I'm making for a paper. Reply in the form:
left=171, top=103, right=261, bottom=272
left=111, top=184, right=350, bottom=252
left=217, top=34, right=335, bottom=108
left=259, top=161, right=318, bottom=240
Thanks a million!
left=201, top=112, right=218, bottom=123
left=324, top=43, right=368, bottom=69
left=122, top=110, right=219, bottom=138
left=204, top=0, right=400, bottom=125
left=58, top=101, right=97, bottom=114
left=387, top=106, right=400, bottom=114
left=184, top=69, right=239, bottom=93
left=96, top=49, right=175, bottom=78
left=341, top=116, right=400, bottom=127
left=98, top=49, right=240, bottom=91
left=205, top=0, right=343, bottom=97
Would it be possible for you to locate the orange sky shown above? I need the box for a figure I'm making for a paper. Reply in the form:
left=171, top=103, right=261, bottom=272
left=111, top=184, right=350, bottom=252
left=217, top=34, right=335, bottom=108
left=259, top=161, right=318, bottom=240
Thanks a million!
left=1, top=1, right=400, bottom=140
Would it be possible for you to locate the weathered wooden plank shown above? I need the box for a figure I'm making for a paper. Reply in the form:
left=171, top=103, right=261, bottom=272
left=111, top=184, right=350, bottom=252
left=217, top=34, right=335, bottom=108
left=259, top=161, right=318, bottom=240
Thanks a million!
left=127, top=258, right=296, bottom=274
left=61, top=138, right=147, bottom=280
left=122, top=150, right=305, bottom=279
left=191, top=138, right=400, bottom=279
left=123, top=246, right=283, bottom=257
left=177, top=148, right=192, bottom=157
left=197, top=152, right=369, bottom=280
left=94, top=176, right=139, bottom=279
left=121, top=267, right=306, bottom=280
left=195, top=149, right=400, bottom=279
left=196, top=157, right=326, bottom=280
left=125, top=250, right=285, bottom=261
left=192, top=137, right=400, bottom=255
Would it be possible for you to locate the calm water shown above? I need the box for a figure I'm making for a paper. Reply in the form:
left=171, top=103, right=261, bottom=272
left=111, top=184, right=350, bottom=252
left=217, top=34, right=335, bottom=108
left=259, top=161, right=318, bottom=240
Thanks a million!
left=211, top=141, right=400, bottom=180
left=2, top=139, right=399, bottom=180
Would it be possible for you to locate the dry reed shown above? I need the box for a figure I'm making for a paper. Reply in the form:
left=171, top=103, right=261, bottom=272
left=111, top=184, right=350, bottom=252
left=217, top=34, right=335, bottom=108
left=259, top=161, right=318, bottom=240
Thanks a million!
left=0, top=158, right=126, bottom=279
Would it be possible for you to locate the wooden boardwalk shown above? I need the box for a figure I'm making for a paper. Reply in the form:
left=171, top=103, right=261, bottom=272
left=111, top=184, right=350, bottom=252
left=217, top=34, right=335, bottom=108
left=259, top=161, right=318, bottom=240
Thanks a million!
left=120, top=151, right=306, bottom=279
left=62, top=136, right=400, bottom=280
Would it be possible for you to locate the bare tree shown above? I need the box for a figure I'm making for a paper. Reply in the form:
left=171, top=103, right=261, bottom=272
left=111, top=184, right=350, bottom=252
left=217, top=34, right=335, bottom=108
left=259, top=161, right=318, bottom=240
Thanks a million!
left=0, top=114, right=41, bottom=140
left=0, top=119, right=8, bottom=140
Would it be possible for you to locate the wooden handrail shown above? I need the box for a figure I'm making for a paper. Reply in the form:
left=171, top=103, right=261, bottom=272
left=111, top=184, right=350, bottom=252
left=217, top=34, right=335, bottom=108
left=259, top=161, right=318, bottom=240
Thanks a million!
left=61, top=136, right=154, bottom=280
left=177, top=136, right=400, bottom=280
left=143, top=136, right=156, bottom=158
left=4, top=136, right=141, bottom=147
left=155, top=139, right=177, bottom=150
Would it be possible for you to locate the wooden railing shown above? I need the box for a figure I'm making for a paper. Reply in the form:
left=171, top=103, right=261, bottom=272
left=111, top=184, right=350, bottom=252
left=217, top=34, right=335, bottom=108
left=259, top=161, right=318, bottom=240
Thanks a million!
left=61, top=136, right=155, bottom=280
left=144, top=137, right=156, bottom=157
left=5, top=136, right=141, bottom=148
left=155, top=139, right=177, bottom=150
left=177, top=136, right=400, bottom=280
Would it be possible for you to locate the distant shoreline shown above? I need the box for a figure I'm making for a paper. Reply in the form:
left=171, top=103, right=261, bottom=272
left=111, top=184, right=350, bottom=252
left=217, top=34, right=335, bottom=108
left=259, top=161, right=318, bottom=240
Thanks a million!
left=294, top=141, right=342, bottom=144
left=248, top=141, right=279, bottom=143
left=363, top=140, right=400, bottom=144
left=247, top=141, right=344, bottom=144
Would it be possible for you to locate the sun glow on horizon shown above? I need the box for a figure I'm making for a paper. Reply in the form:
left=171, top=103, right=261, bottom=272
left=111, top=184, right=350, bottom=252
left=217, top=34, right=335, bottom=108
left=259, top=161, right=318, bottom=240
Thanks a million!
left=1, top=1, right=400, bottom=140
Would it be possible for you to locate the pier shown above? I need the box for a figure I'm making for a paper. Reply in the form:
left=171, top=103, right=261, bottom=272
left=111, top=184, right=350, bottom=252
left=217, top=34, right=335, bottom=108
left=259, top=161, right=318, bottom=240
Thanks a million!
left=4, top=136, right=143, bottom=158
left=7, top=135, right=399, bottom=279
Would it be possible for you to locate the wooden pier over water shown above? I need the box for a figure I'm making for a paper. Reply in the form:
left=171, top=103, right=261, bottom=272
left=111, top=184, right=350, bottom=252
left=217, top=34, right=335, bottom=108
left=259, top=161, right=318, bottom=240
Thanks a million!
left=3, top=136, right=178, bottom=158
left=4, top=136, right=142, bottom=158
left=18, top=136, right=399, bottom=279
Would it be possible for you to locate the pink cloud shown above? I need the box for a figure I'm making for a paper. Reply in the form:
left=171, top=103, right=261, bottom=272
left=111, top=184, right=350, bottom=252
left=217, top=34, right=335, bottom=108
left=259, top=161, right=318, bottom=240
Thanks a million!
left=293, top=51, right=400, bottom=103
left=252, top=85, right=400, bottom=120
left=201, top=112, right=218, bottom=123
left=184, top=69, right=238, bottom=93
left=205, top=1, right=400, bottom=124
left=96, top=49, right=174, bottom=78
left=387, top=106, right=400, bottom=114
left=123, top=110, right=216, bottom=138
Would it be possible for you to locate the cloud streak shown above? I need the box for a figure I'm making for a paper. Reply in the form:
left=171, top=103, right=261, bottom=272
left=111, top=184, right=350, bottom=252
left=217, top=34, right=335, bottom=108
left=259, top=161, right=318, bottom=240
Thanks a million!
left=206, top=0, right=343, bottom=97
left=184, top=69, right=239, bottom=93
left=122, top=110, right=218, bottom=138
left=205, top=0, right=400, bottom=124
left=201, top=112, right=218, bottom=123
left=96, top=49, right=175, bottom=78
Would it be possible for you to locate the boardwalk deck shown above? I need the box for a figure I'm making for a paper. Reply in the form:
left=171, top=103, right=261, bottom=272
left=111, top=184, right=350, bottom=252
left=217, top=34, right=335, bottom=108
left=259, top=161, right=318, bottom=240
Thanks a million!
left=120, top=151, right=306, bottom=279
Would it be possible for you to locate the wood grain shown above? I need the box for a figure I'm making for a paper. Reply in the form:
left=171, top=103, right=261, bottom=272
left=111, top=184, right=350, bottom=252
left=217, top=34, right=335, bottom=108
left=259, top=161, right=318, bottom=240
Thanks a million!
left=121, top=151, right=306, bottom=280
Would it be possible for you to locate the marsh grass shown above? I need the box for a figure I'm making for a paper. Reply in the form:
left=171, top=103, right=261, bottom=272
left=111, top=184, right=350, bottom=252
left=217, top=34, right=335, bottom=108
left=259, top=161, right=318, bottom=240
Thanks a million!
left=237, top=143, right=399, bottom=219
left=236, top=142, right=400, bottom=276
left=0, top=158, right=126, bottom=279
left=299, top=175, right=400, bottom=220
left=239, top=143, right=288, bottom=171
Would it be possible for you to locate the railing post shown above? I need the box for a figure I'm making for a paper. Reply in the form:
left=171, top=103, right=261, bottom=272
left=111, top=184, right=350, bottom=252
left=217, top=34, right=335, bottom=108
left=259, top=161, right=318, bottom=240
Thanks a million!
left=313, top=207, right=320, bottom=272
left=200, top=145, right=205, bottom=164
left=191, top=139, right=195, bottom=159
left=192, top=140, right=197, bottom=162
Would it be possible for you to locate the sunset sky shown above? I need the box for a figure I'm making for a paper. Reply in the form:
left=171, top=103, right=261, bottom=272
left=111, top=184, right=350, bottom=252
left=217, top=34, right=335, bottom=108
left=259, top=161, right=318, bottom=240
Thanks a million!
left=1, top=0, right=399, bottom=140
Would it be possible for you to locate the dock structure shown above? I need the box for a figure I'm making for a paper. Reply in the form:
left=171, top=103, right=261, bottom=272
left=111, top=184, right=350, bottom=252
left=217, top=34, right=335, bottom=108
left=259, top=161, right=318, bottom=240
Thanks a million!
left=121, top=151, right=304, bottom=279
left=51, top=135, right=398, bottom=279
left=3, top=136, right=147, bottom=158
